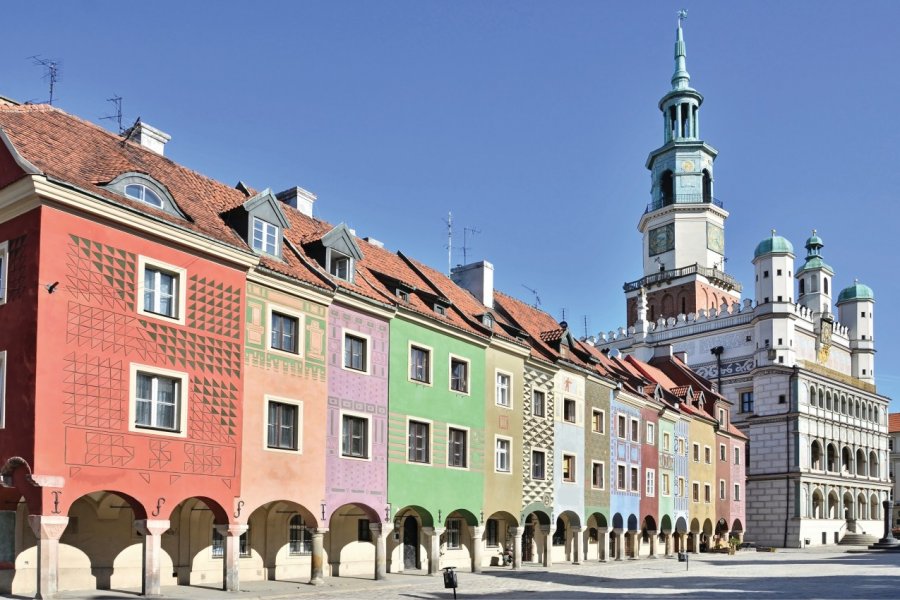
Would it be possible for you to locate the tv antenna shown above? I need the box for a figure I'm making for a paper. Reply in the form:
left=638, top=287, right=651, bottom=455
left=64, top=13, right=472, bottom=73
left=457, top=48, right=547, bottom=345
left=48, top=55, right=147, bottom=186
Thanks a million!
left=442, top=211, right=453, bottom=276
left=522, top=284, right=541, bottom=308
left=29, top=56, right=60, bottom=105
left=561, top=308, right=567, bottom=322
left=583, top=315, right=590, bottom=338
left=100, top=95, right=125, bottom=133
left=462, top=226, right=481, bottom=265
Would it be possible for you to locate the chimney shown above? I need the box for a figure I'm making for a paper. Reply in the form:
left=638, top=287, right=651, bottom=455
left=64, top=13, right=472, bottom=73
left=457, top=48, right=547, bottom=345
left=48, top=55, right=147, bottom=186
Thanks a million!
left=673, top=350, right=688, bottom=364
left=363, top=237, right=384, bottom=248
left=451, top=261, right=494, bottom=309
left=275, top=186, right=316, bottom=217
left=126, top=121, right=171, bottom=156
left=653, top=344, right=674, bottom=359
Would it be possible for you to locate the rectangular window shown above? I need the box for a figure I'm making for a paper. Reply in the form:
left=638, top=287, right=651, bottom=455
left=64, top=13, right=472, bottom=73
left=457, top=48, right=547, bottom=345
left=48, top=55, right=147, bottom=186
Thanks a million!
left=645, top=468, right=656, bottom=497
left=704, top=483, right=712, bottom=503
left=662, top=473, right=671, bottom=496
left=531, top=449, right=546, bottom=480
left=495, top=437, right=511, bottom=473
left=496, top=372, right=511, bottom=407
left=718, top=408, right=726, bottom=426
left=408, top=420, right=430, bottom=463
left=409, top=345, right=430, bottom=383
left=446, top=519, right=461, bottom=549
left=344, top=334, right=367, bottom=372
left=704, top=446, right=711, bottom=464
left=617, top=465, right=626, bottom=490
left=252, top=217, right=278, bottom=255
left=591, top=409, right=605, bottom=434
left=563, top=454, right=576, bottom=483
left=692, top=482, right=700, bottom=502
left=357, top=519, right=372, bottom=542
left=734, top=484, right=741, bottom=501
left=646, top=422, right=656, bottom=445
left=693, top=443, right=700, bottom=462
left=563, top=399, right=576, bottom=423
left=448, top=427, right=468, bottom=468
left=630, top=466, right=639, bottom=492
left=532, top=390, right=545, bottom=417
left=267, top=400, right=298, bottom=450
left=734, top=447, right=741, bottom=465
left=592, top=461, right=605, bottom=489
left=630, top=418, right=639, bottom=442
left=719, top=444, right=726, bottom=461
left=212, top=528, right=250, bottom=558
left=719, top=479, right=726, bottom=500
left=663, top=432, right=671, bottom=451
left=486, top=519, right=499, bottom=546
left=271, top=311, right=299, bottom=353
left=740, top=391, right=754, bottom=413
left=617, top=414, right=626, bottom=439
left=143, top=266, right=178, bottom=318
left=135, top=372, right=179, bottom=431
left=341, top=414, right=369, bottom=459
left=330, top=254, right=350, bottom=280
left=678, top=477, right=685, bottom=497
left=289, top=516, right=312, bottom=555
left=450, top=357, right=469, bottom=393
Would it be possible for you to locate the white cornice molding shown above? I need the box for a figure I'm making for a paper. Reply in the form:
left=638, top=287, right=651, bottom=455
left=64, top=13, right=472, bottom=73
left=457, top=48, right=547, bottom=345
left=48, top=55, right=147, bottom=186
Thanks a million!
left=247, top=269, right=333, bottom=307
left=397, top=308, right=489, bottom=348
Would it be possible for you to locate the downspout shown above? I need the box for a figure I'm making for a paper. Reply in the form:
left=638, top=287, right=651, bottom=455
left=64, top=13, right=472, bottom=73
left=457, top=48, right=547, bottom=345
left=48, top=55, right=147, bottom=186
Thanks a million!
left=784, top=365, right=800, bottom=548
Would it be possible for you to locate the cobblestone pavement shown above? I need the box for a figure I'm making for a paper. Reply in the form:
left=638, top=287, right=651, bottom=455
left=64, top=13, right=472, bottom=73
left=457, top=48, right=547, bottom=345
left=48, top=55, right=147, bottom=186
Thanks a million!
left=34, top=548, right=899, bottom=600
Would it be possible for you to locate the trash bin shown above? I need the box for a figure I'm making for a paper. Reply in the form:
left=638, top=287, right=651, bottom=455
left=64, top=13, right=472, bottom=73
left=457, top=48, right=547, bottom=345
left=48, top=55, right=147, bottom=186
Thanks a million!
left=442, top=567, right=458, bottom=589
left=677, top=552, right=687, bottom=562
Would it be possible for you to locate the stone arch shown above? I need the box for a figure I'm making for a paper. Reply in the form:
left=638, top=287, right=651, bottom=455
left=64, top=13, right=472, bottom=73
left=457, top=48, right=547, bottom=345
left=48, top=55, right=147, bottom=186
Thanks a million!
left=840, top=395, right=847, bottom=414
left=855, top=399, right=860, bottom=418
left=869, top=493, right=880, bottom=521
left=730, top=519, right=743, bottom=533
left=660, top=514, right=673, bottom=534
left=690, top=518, right=701, bottom=534
left=856, top=493, right=867, bottom=520
left=811, top=488, right=824, bottom=519
left=641, top=515, right=657, bottom=532
left=810, top=440, right=823, bottom=470
left=626, top=514, right=639, bottom=532
left=869, top=451, right=879, bottom=478
left=828, top=490, right=840, bottom=519
left=327, top=502, right=384, bottom=578
left=612, top=513, right=625, bottom=531
left=244, top=500, right=319, bottom=582
left=702, top=519, right=714, bottom=536
left=856, top=448, right=867, bottom=476
left=167, top=494, right=230, bottom=525
left=843, top=492, right=854, bottom=520
left=590, top=512, right=608, bottom=530
left=520, top=502, right=552, bottom=527
left=675, top=516, right=688, bottom=534
left=841, top=446, right=852, bottom=474
left=393, top=505, right=433, bottom=528
left=825, top=391, right=832, bottom=410
left=810, top=387, right=817, bottom=408
left=826, top=443, right=838, bottom=472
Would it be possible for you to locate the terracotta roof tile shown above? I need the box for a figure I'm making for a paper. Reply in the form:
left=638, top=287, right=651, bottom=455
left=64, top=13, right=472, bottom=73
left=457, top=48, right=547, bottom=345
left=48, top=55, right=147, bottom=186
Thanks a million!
left=889, top=413, right=900, bottom=433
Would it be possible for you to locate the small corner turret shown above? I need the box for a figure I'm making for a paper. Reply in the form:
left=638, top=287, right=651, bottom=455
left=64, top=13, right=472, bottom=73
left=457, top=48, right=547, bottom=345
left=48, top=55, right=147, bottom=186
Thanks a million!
left=837, top=279, right=876, bottom=383
left=796, top=230, right=834, bottom=317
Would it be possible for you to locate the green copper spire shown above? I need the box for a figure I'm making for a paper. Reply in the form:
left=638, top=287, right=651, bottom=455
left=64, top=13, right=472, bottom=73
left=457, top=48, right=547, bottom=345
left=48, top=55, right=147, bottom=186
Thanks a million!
left=672, top=9, right=691, bottom=90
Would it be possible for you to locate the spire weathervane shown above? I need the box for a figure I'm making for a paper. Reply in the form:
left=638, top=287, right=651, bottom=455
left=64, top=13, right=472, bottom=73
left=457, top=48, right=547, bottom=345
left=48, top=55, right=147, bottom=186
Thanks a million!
left=678, top=8, right=688, bottom=25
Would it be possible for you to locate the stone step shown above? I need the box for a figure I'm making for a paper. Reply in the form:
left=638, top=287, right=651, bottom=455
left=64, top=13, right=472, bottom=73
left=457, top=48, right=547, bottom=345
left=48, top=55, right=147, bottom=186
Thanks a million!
left=839, top=533, right=879, bottom=546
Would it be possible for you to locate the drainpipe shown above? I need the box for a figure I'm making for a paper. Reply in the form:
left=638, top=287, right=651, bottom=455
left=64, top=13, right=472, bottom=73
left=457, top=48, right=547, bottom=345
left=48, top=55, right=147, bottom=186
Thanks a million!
left=784, top=365, right=800, bottom=548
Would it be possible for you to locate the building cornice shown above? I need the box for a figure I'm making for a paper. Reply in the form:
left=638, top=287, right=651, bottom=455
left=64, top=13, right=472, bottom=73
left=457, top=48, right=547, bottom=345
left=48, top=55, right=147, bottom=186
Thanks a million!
left=247, top=268, right=333, bottom=307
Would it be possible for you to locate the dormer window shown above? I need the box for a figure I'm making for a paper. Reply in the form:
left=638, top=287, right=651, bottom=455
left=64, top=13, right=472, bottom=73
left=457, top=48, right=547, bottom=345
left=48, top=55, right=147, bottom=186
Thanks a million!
left=397, top=289, right=409, bottom=302
left=252, top=217, right=279, bottom=256
left=125, top=184, right=163, bottom=209
left=317, top=224, right=363, bottom=284
left=434, top=304, right=447, bottom=316
left=329, top=253, right=351, bottom=280
left=483, top=314, right=494, bottom=328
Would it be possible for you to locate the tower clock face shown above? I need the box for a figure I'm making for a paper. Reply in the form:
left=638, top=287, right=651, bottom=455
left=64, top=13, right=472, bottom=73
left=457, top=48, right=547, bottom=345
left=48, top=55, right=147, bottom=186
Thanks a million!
left=707, top=223, right=724, bottom=254
left=649, top=223, right=674, bottom=256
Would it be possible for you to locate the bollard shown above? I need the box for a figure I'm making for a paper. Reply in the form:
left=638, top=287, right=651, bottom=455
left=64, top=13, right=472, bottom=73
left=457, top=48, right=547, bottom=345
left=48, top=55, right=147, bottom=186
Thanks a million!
left=677, top=551, right=689, bottom=570
left=442, top=566, right=458, bottom=599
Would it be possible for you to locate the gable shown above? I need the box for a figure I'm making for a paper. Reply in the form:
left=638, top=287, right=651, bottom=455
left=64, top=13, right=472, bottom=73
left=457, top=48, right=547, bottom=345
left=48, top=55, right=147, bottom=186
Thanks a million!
left=243, top=189, right=290, bottom=229
left=321, top=223, right=363, bottom=260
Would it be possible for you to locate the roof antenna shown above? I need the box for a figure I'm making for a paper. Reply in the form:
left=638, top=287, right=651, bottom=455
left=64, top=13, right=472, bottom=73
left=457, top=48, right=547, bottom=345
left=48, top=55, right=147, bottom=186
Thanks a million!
left=462, top=226, right=481, bottom=265
left=121, top=116, right=142, bottom=145
left=100, top=95, right=124, bottom=133
left=29, top=56, right=60, bottom=105
left=561, top=308, right=567, bottom=322
left=583, top=315, right=590, bottom=339
left=522, top=284, right=541, bottom=308
left=442, top=211, right=453, bottom=276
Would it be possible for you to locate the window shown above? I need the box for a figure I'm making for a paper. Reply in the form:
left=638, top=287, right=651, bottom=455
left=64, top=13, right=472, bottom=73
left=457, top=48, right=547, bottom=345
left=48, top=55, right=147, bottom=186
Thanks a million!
left=720, top=444, right=726, bottom=461
left=662, top=473, right=671, bottom=496
left=592, top=461, right=605, bottom=489
left=563, top=454, right=576, bottom=482
left=358, top=519, right=372, bottom=542
left=495, top=437, right=511, bottom=473
left=630, top=466, right=639, bottom=492
left=719, top=480, right=726, bottom=500
left=450, top=357, right=469, bottom=393
left=718, top=408, right=726, bottom=426
left=645, top=468, right=655, bottom=497
left=408, top=420, right=430, bottom=463
left=143, top=266, right=178, bottom=318
left=592, top=409, right=605, bottom=434
left=693, top=443, right=700, bottom=462
left=704, top=484, right=711, bottom=503
left=531, top=449, right=546, bottom=480
left=125, top=183, right=164, bottom=208
left=617, top=465, right=626, bottom=490
left=434, top=303, right=447, bottom=316
left=532, top=390, right=546, bottom=417
left=678, top=477, right=685, bottom=497
left=409, top=345, right=431, bottom=383
left=646, top=422, right=656, bottom=445
left=496, top=372, right=511, bottom=407
left=663, top=432, right=671, bottom=451
left=330, top=255, right=350, bottom=280
left=692, top=482, right=700, bottom=502
left=734, top=447, right=741, bottom=465
left=734, top=484, right=741, bottom=501
left=704, top=446, right=711, bottom=464
left=397, top=289, right=409, bottom=302
left=344, top=333, right=367, bottom=372
left=563, top=399, right=576, bottom=423
left=271, top=311, right=299, bottom=354
left=740, top=391, right=754, bottom=413
left=212, top=527, right=249, bottom=558
left=630, top=418, right=639, bottom=442
left=342, top=414, right=369, bottom=459
left=446, top=519, right=461, bottom=549
left=135, top=372, right=179, bottom=431
left=267, top=400, right=299, bottom=451
left=448, top=427, right=468, bottom=468
left=251, top=217, right=278, bottom=255
left=486, top=519, right=499, bottom=546
left=289, top=515, right=312, bottom=555
left=617, top=414, right=626, bottom=439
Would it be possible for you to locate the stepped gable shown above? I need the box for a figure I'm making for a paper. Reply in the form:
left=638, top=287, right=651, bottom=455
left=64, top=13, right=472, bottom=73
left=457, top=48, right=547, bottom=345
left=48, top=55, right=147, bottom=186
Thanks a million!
left=0, top=103, right=247, bottom=249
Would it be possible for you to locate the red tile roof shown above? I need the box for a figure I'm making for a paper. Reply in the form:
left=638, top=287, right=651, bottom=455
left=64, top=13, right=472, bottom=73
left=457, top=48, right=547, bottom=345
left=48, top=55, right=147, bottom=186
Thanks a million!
left=889, top=413, right=900, bottom=433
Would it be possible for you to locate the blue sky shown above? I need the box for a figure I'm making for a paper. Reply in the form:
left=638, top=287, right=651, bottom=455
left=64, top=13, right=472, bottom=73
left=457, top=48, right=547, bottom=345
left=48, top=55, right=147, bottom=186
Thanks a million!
left=3, top=1, right=899, bottom=409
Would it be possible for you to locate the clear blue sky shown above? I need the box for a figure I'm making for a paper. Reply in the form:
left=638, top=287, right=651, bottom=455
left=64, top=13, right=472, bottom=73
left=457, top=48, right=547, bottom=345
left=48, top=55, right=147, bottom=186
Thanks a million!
left=3, top=1, right=899, bottom=409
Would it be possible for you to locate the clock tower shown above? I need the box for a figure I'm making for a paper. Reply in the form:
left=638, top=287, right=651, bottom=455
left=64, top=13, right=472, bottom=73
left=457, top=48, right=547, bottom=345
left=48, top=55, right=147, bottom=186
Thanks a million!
left=625, top=14, right=741, bottom=327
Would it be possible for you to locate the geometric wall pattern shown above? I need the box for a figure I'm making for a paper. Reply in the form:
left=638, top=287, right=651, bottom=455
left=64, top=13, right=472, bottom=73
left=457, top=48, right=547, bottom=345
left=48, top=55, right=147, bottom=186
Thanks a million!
left=190, top=376, right=238, bottom=444
left=66, top=235, right=136, bottom=311
left=188, top=275, right=241, bottom=339
left=62, top=353, right=126, bottom=430
left=522, top=367, right=555, bottom=510
left=140, top=320, right=242, bottom=377
left=84, top=432, right=135, bottom=467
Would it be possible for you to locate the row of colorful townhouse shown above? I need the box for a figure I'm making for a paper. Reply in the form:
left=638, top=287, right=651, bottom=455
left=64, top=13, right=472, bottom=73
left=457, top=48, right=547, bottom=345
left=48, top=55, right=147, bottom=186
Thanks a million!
left=0, top=101, right=745, bottom=599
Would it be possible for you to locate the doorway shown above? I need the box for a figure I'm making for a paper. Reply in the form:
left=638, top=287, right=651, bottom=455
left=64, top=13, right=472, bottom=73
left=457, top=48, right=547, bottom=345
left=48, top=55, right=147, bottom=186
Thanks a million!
left=403, top=516, right=419, bottom=569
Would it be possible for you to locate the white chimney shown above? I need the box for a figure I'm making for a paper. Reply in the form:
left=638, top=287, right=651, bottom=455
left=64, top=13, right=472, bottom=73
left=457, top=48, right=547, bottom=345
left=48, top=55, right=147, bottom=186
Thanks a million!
left=451, top=261, right=494, bottom=309
left=364, top=237, right=384, bottom=248
left=129, top=121, right=171, bottom=156
left=276, top=186, right=316, bottom=217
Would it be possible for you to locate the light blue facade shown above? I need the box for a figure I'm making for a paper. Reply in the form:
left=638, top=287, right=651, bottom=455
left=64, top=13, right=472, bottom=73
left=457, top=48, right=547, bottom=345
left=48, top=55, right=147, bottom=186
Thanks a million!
left=674, top=417, right=690, bottom=528
left=609, top=397, right=641, bottom=531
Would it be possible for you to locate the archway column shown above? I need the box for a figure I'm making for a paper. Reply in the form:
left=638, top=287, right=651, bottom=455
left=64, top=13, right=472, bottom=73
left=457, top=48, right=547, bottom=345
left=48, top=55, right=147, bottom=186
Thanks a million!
left=571, top=526, right=584, bottom=564
left=539, top=525, right=552, bottom=567
left=509, top=527, right=523, bottom=569
left=135, top=519, right=170, bottom=597
left=648, top=530, right=658, bottom=558
left=28, top=515, right=69, bottom=600
left=470, top=525, right=483, bottom=573
left=423, top=527, right=444, bottom=575
left=631, top=532, right=641, bottom=559
left=370, top=522, right=387, bottom=580
left=216, top=523, right=248, bottom=592
left=693, top=533, right=700, bottom=555
left=309, top=527, right=328, bottom=585
left=663, top=531, right=673, bottom=557
left=598, top=529, right=609, bottom=562
left=614, top=530, right=624, bottom=561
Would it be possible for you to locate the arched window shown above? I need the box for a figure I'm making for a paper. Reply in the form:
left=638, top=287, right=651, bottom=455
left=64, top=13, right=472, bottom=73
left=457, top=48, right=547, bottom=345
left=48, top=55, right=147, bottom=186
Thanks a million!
left=660, top=170, right=674, bottom=206
left=824, top=277, right=829, bottom=294
left=826, top=444, right=837, bottom=472
left=810, top=388, right=817, bottom=407
left=125, top=183, right=164, bottom=208
left=702, top=170, right=712, bottom=202
left=856, top=449, right=866, bottom=476
left=799, top=278, right=805, bottom=296
left=869, top=451, right=879, bottom=478
left=810, top=440, right=822, bottom=470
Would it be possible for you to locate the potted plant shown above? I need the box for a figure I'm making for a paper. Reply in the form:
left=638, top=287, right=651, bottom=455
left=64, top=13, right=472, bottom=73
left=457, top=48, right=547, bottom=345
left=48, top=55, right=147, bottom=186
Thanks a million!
left=727, top=536, right=740, bottom=555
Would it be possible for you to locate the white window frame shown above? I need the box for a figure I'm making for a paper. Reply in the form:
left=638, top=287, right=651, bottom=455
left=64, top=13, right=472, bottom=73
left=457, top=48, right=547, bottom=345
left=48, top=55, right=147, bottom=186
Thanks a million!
left=563, top=398, right=577, bottom=423
left=704, top=445, right=712, bottom=464
left=446, top=424, right=470, bottom=470
left=136, top=256, right=187, bottom=325
left=0, top=240, right=8, bottom=305
left=341, top=328, right=371, bottom=374
left=531, top=388, right=547, bottom=418
left=251, top=216, right=279, bottom=256
left=630, top=466, right=639, bottom=492
left=531, top=447, right=547, bottom=481
left=267, top=303, right=305, bottom=358
left=562, top=453, right=577, bottom=483
left=448, top=354, right=470, bottom=395
left=494, top=435, right=512, bottom=474
left=704, top=483, right=712, bottom=504
left=645, top=468, right=656, bottom=497
left=692, top=481, right=700, bottom=503
left=719, top=479, right=726, bottom=500
left=734, top=446, right=741, bottom=465
left=128, top=363, right=188, bottom=437
left=495, top=369, right=513, bottom=409
left=662, top=472, right=671, bottom=496
left=265, top=395, right=303, bottom=454
left=446, top=518, right=462, bottom=550
left=406, top=417, right=432, bottom=465
left=591, top=460, right=605, bottom=490
left=734, top=483, right=741, bottom=501
left=616, top=464, right=626, bottom=490
left=630, top=417, right=639, bottom=443
left=592, top=409, right=605, bottom=434
left=719, top=443, right=726, bottom=462
left=663, top=432, right=671, bottom=451
left=617, top=414, right=626, bottom=439
left=693, top=443, right=700, bottom=462
left=340, top=409, right=371, bottom=461
left=678, top=476, right=686, bottom=498
left=646, top=422, right=656, bottom=445
left=408, top=341, right=433, bottom=386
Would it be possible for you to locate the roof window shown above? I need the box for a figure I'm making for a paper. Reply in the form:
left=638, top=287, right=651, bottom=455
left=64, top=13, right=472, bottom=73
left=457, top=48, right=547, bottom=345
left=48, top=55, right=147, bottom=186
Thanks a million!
left=105, top=172, right=185, bottom=219
left=125, top=184, right=163, bottom=209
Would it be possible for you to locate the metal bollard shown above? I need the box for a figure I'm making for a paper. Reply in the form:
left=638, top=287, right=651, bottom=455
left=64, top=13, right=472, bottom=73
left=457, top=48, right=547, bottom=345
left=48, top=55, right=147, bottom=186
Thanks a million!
left=677, top=551, right=689, bottom=570
left=443, top=566, right=458, bottom=599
